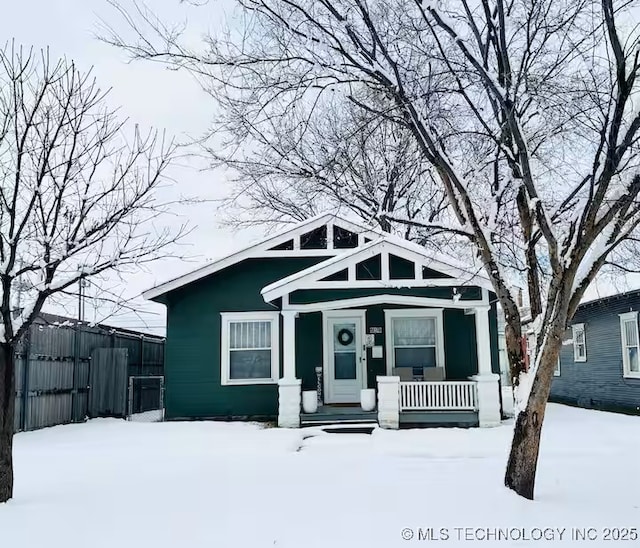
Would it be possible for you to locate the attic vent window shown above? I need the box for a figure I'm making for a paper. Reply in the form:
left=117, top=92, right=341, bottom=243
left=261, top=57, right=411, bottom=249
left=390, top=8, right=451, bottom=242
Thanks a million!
left=300, top=225, right=327, bottom=249
left=389, top=253, right=415, bottom=280
left=270, top=239, right=294, bottom=251
left=356, top=255, right=382, bottom=280
left=333, top=225, right=358, bottom=248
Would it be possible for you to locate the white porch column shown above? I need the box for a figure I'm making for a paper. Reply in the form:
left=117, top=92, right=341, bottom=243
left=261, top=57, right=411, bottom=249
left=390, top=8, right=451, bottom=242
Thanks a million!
left=377, top=376, right=400, bottom=429
left=278, top=310, right=300, bottom=427
left=281, top=310, right=298, bottom=379
left=471, top=304, right=501, bottom=427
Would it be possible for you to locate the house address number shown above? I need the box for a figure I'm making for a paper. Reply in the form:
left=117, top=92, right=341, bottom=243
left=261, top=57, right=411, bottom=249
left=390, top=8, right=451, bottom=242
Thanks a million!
left=369, top=327, right=383, bottom=334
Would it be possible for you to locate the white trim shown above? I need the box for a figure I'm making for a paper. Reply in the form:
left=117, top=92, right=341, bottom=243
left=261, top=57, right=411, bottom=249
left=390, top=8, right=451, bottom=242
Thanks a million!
left=281, top=310, right=298, bottom=380
left=322, top=308, right=367, bottom=317
left=261, top=238, right=493, bottom=302
left=143, top=213, right=384, bottom=300
left=475, top=305, right=493, bottom=375
left=383, top=308, right=446, bottom=376
left=554, top=356, right=561, bottom=377
left=220, top=311, right=280, bottom=386
left=283, top=278, right=477, bottom=290
left=572, top=323, right=587, bottom=362
left=322, top=309, right=367, bottom=404
left=282, top=294, right=488, bottom=313
left=619, top=311, right=640, bottom=379
left=381, top=250, right=390, bottom=283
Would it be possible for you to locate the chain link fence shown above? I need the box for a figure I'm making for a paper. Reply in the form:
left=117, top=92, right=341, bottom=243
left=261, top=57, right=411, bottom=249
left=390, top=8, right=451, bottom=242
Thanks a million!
left=127, top=375, right=164, bottom=422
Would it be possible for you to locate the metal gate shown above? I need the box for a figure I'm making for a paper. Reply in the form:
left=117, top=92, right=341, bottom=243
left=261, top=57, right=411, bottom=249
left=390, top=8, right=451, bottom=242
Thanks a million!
left=127, top=375, right=164, bottom=422
left=88, top=348, right=128, bottom=418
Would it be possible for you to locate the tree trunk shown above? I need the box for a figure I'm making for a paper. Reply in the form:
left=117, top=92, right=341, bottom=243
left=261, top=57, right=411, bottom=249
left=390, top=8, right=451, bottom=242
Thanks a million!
left=0, top=342, right=15, bottom=503
left=504, top=334, right=561, bottom=499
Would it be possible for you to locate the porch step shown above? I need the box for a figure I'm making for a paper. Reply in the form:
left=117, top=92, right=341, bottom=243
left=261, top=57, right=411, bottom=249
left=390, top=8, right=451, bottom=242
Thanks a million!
left=321, top=425, right=376, bottom=435
left=301, top=415, right=377, bottom=426
left=300, top=405, right=377, bottom=426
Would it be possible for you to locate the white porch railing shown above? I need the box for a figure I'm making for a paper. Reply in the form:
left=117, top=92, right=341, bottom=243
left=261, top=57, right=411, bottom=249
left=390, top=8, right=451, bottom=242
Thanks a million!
left=399, top=381, right=478, bottom=411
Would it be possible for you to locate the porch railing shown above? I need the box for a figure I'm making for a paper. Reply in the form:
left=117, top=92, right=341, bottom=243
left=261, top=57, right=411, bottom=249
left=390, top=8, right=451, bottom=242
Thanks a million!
left=399, top=381, right=477, bottom=411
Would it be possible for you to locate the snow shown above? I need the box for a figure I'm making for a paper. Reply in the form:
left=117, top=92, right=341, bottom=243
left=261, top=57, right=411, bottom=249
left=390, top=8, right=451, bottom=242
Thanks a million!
left=1, top=406, right=639, bottom=547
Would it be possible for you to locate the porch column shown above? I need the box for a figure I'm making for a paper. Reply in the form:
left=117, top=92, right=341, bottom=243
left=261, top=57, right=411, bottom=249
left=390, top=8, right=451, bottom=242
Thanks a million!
left=377, top=376, right=400, bottom=429
left=278, top=310, right=300, bottom=428
left=471, top=305, right=501, bottom=427
left=281, top=310, right=297, bottom=380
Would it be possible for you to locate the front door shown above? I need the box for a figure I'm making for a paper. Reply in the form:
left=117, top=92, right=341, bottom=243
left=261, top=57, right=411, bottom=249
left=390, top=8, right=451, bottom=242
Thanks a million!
left=324, top=314, right=365, bottom=404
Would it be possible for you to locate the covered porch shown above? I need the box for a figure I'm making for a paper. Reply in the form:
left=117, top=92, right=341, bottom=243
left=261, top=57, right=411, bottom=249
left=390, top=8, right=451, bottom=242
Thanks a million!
left=261, top=238, right=502, bottom=429
left=300, top=378, right=480, bottom=427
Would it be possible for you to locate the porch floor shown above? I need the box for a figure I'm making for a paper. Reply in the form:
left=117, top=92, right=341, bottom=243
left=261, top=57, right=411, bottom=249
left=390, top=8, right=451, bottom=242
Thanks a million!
left=300, top=405, right=377, bottom=426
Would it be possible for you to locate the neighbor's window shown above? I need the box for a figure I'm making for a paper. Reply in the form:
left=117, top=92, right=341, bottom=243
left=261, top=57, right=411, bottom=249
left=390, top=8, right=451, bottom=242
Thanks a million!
left=221, top=312, right=279, bottom=385
left=620, top=311, right=640, bottom=379
left=392, top=317, right=437, bottom=372
left=572, top=323, right=586, bottom=362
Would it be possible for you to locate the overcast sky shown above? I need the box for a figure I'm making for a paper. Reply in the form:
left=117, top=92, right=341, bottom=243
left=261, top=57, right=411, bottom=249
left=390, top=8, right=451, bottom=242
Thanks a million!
left=1, top=0, right=265, bottom=334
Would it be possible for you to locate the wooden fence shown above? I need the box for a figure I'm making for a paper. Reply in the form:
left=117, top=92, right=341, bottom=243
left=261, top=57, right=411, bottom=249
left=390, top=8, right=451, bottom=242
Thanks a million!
left=13, top=314, right=164, bottom=432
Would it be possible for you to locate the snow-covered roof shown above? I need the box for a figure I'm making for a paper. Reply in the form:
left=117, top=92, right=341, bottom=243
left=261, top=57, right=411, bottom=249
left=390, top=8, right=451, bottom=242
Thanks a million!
left=578, top=274, right=640, bottom=306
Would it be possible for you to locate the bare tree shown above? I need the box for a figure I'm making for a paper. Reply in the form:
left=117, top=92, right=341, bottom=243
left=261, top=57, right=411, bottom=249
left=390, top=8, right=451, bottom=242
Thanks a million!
left=212, top=90, right=449, bottom=238
left=0, top=45, right=182, bottom=502
left=103, top=0, right=640, bottom=499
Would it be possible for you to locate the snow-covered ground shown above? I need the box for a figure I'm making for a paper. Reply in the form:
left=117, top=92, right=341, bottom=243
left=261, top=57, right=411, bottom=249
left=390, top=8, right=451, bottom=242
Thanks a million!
left=1, top=404, right=639, bottom=548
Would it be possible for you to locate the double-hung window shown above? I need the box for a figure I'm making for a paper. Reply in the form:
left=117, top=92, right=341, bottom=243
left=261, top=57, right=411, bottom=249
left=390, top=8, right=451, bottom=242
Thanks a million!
left=221, top=312, right=279, bottom=385
left=620, top=312, right=640, bottom=378
left=385, top=309, right=444, bottom=376
left=572, top=323, right=586, bottom=362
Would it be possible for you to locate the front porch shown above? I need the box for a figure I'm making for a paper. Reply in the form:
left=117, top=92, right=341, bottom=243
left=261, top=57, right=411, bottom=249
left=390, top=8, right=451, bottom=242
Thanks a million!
left=263, top=237, right=502, bottom=429
left=296, top=377, right=496, bottom=428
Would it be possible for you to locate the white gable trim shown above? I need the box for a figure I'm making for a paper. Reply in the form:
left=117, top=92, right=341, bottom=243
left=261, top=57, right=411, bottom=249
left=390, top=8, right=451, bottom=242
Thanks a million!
left=261, top=238, right=492, bottom=302
left=281, top=294, right=489, bottom=313
left=143, top=213, right=384, bottom=300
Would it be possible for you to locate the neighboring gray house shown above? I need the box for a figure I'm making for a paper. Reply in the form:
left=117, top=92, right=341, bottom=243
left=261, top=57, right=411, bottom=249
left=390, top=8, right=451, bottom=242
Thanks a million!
left=551, top=290, right=640, bottom=415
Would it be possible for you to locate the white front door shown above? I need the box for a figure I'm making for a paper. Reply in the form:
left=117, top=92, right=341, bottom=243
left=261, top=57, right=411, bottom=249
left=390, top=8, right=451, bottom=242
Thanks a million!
left=324, top=313, right=365, bottom=404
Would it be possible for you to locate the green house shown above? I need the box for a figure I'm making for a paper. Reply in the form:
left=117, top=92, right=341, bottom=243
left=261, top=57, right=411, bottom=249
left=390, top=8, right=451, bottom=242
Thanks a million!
left=144, top=214, right=503, bottom=428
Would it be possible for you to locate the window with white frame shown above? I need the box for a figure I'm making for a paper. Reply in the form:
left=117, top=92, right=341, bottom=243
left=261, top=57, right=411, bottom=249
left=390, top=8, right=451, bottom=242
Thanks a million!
left=620, top=311, right=640, bottom=378
left=221, top=312, right=279, bottom=385
left=572, top=323, right=586, bottom=362
left=385, top=309, right=444, bottom=376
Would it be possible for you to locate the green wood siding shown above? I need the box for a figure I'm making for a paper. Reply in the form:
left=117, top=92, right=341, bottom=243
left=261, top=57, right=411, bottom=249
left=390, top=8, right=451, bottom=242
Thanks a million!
left=296, top=312, right=323, bottom=391
left=163, top=256, right=324, bottom=420
left=159, top=253, right=500, bottom=420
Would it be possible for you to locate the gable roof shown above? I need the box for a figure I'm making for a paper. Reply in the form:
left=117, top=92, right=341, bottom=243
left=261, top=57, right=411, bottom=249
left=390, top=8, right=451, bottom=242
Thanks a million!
left=142, top=213, right=384, bottom=301
left=261, top=236, right=493, bottom=302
